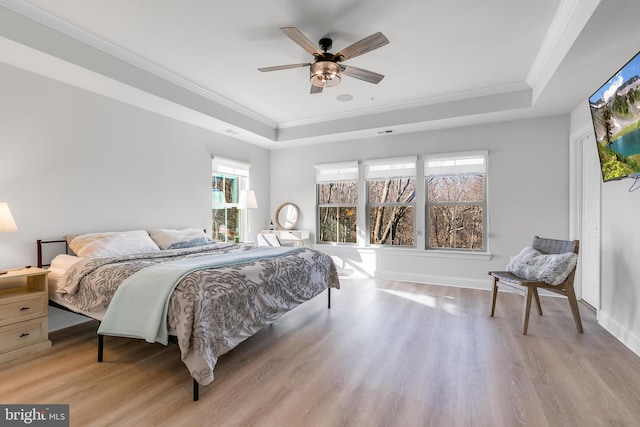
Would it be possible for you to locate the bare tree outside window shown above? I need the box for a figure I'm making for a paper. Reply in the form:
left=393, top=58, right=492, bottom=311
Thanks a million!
left=318, top=181, right=358, bottom=243
left=212, top=174, right=242, bottom=242
left=315, top=154, right=486, bottom=250
left=427, top=174, right=484, bottom=250
left=368, top=178, right=415, bottom=246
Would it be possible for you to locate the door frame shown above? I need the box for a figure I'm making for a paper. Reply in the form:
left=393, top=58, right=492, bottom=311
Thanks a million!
left=569, top=124, right=601, bottom=309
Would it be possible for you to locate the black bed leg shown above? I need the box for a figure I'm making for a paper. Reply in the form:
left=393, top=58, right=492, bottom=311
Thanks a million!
left=98, top=334, right=104, bottom=363
left=328, top=287, right=331, bottom=309
left=193, top=379, right=199, bottom=401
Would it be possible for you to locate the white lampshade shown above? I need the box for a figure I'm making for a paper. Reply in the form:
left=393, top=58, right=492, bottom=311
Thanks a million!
left=0, top=203, right=17, bottom=232
left=237, top=190, right=258, bottom=210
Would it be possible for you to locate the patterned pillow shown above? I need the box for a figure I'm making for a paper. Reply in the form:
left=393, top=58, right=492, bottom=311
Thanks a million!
left=148, top=228, right=214, bottom=250
left=506, top=246, right=578, bottom=286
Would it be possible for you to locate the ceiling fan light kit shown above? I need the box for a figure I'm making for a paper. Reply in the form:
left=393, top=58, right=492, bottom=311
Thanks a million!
left=259, top=27, right=389, bottom=94
left=310, top=61, right=341, bottom=87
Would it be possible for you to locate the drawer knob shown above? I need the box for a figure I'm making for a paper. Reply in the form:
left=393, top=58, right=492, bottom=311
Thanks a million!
left=19, top=307, right=30, bottom=311
left=19, top=332, right=30, bottom=338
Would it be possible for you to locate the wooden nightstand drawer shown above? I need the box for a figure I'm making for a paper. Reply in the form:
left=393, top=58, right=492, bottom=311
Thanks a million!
left=0, top=294, right=47, bottom=327
left=0, top=317, right=48, bottom=354
left=0, top=268, right=51, bottom=362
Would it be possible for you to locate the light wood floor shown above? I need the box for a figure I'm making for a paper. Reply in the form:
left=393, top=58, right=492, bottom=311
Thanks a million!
left=2, top=278, right=640, bottom=427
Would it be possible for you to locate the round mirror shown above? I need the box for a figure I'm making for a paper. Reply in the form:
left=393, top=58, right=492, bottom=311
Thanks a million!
left=275, top=202, right=299, bottom=230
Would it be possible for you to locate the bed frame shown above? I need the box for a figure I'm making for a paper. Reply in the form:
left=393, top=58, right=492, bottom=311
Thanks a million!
left=36, top=238, right=332, bottom=401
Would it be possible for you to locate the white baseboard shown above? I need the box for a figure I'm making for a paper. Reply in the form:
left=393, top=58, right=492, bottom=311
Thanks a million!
left=597, top=310, right=640, bottom=357
left=374, top=270, right=491, bottom=290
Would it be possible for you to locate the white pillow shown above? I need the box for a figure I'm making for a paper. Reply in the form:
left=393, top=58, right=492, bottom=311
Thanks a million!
left=506, top=246, right=578, bottom=286
left=47, top=254, right=82, bottom=284
left=49, top=254, right=82, bottom=271
left=148, top=228, right=213, bottom=250
left=68, top=230, right=160, bottom=258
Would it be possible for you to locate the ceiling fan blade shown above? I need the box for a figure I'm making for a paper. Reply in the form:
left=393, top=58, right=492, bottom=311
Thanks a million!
left=258, top=63, right=311, bottom=72
left=340, top=65, right=385, bottom=84
left=310, top=84, right=323, bottom=94
left=334, top=32, right=389, bottom=62
left=280, top=27, right=324, bottom=56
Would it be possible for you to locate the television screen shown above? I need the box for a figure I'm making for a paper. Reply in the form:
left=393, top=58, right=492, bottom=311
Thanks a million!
left=589, top=49, right=640, bottom=181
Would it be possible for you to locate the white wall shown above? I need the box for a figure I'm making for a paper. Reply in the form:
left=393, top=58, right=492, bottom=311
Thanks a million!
left=571, top=102, right=640, bottom=355
left=271, top=115, right=571, bottom=289
left=0, top=62, right=270, bottom=269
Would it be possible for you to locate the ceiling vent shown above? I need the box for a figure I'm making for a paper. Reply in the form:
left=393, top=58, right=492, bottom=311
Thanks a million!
left=376, top=129, right=397, bottom=135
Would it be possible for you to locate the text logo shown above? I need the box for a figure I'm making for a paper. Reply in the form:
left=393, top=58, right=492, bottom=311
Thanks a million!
left=1, top=405, right=69, bottom=426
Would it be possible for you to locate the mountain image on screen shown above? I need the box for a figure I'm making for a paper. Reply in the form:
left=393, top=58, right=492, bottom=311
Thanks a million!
left=589, top=50, right=640, bottom=182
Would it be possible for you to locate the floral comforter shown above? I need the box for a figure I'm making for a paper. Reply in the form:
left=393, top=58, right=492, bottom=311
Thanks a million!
left=56, top=243, right=340, bottom=385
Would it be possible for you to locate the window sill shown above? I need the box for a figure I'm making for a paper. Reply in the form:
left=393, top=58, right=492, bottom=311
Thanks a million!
left=378, top=246, right=492, bottom=260
left=313, top=243, right=492, bottom=261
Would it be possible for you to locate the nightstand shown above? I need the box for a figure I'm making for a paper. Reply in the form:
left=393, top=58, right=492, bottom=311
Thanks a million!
left=0, top=268, right=51, bottom=363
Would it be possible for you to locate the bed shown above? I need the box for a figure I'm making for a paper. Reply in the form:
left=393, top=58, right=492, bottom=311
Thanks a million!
left=37, top=228, right=340, bottom=401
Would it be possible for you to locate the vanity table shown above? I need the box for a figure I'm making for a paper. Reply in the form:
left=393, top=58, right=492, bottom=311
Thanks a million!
left=260, top=202, right=309, bottom=246
left=259, top=229, right=310, bottom=246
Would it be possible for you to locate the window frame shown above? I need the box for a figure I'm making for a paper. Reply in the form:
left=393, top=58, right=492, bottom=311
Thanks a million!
left=212, top=157, right=250, bottom=243
left=312, top=152, right=489, bottom=254
left=365, top=156, right=417, bottom=247
left=314, top=162, right=359, bottom=245
left=424, top=151, right=488, bottom=252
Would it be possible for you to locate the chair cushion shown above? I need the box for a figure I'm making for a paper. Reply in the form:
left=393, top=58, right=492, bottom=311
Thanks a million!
left=506, top=246, right=578, bottom=286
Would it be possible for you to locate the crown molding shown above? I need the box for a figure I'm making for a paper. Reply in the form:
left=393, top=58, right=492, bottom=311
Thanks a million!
left=526, top=0, right=601, bottom=98
left=277, top=80, right=530, bottom=129
left=0, top=0, right=277, bottom=129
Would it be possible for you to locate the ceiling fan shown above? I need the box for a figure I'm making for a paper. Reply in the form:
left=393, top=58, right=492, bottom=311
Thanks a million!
left=258, top=27, right=389, bottom=94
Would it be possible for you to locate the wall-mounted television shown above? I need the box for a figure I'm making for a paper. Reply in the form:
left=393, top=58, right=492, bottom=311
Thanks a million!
left=589, top=49, right=640, bottom=182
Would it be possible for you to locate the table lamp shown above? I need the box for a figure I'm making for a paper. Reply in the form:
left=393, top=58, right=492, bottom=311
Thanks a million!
left=237, top=190, right=258, bottom=241
left=237, top=190, right=258, bottom=210
left=0, top=202, right=18, bottom=275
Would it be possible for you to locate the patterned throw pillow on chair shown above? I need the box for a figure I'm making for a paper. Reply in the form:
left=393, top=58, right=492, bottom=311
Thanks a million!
left=506, top=247, right=578, bottom=286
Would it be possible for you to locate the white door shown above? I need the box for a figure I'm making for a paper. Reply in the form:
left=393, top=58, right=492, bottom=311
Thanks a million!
left=580, top=134, right=601, bottom=309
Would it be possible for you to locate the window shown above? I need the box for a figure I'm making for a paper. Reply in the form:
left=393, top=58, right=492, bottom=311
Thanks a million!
left=425, top=151, right=487, bottom=250
left=315, top=162, right=359, bottom=243
left=212, top=157, right=250, bottom=243
left=314, top=152, right=488, bottom=252
left=365, top=157, right=416, bottom=246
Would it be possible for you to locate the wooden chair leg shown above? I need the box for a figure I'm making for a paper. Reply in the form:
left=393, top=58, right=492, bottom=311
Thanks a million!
left=532, top=287, right=543, bottom=315
left=565, top=285, right=584, bottom=333
left=522, top=286, right=533, bottom=335
left=490, top=277, right=499, bottom=317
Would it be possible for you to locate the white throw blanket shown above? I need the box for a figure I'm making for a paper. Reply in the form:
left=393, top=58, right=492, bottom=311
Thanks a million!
left=97, top=246, right=300, bottom=344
